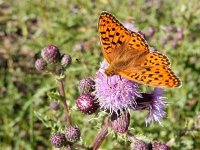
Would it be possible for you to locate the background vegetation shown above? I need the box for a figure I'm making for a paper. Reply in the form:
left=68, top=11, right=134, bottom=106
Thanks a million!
left=0, top=0, right=200, bottom=149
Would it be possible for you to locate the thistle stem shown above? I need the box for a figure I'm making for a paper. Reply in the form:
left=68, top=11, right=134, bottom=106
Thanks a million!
left=92, top=118, right=110, bottom=150
left=59, top=79, right=71, bottom=126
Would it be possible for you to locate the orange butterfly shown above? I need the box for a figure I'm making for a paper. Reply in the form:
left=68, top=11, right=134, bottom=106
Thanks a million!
left=98, top=11, right=181, bottom=88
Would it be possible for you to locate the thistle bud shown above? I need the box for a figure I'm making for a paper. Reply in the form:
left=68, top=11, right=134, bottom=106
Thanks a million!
left=41, top=45, right=60, bottom=63
left=152, top=141, right=170, bottom=150
left=50, top=101, right=60, bottom=111
left=111, top=112, right=130, bottom=133
left=35, top=58, right=47, bottom=71
left=76, top=94, right=99, bottom=114
left=65, top=126, right=81, bottom=143
left=50, top=132, right=66, bottom=148
left=61, top=54, right=72, bottom=68
left=131, top=139, right=148, bottom=150
left=79, top=78, right=95, bottom=94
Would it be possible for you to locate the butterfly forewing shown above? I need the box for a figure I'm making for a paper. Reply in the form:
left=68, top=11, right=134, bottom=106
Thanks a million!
left=99, top=11, right=149, bottom=64
left=128, top=32, right=149, bottom=52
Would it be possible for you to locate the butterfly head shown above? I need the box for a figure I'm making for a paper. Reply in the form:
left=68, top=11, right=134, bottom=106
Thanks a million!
left=105, top=65, right=118, bottom=76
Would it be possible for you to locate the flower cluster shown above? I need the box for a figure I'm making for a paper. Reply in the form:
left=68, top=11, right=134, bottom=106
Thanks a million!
left=75, top=23, right=168, bottom=133
left=76, top=60, right=167, bottom=134
left=129, top=135, right=170, bottom=150
left=36, top=40, right=171, bottom=149
left=35, top=45, right=81, bottom=149
left=35, top=45, right=71, bottom=74
left=160, top=25, right=184, bottom=48
left=76, top=78, right=99, bottom=115
left=50, top=126, right=81, bottom=148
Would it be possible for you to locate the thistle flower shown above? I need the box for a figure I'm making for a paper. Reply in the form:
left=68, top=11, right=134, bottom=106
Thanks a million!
left=134, top=88, right=166, bottom=125
left=78, top=78, right=95, bottom=94
left=50, top=132, right=66, bottom=148
left=76, top=94, right=99, bottom=114
left=65, top=126, right=81, bottom=143
left=111, top=112, right=130, bottom=133
left=35, top=58, right=47, bottom=71
left=41, top=45, right=60, bottom=63
left=95, top=61, right=141, bottom=114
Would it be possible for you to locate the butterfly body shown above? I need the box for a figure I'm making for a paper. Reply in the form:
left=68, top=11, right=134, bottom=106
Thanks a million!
left=105, top=44, right=147, bottom=76
left=99, top=11, right=181, bottom=88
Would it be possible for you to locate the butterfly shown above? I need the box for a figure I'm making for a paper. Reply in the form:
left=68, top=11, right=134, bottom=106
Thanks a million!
left=98, top=11, right=181, bottom=88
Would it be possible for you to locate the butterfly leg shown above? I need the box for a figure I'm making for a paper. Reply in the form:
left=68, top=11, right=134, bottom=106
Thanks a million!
left=118, top=75, right=126, bottom=96
left=106, top=76, right=112, bottom=89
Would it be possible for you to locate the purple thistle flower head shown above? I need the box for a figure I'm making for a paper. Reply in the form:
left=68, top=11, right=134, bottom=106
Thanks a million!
left=134, top=88, right=166, bottom=125
left=95, top=61, right=141, bottom=114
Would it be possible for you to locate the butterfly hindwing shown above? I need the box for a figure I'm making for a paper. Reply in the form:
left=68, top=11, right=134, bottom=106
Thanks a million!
left=118, top=51, right=180, bottom=87
left=119, top=66, right=181, bottom=88
left=142, top=52, right=170, bottom=67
